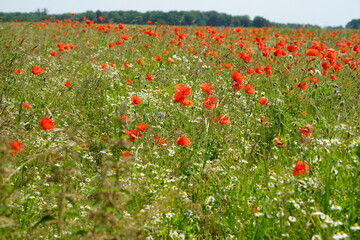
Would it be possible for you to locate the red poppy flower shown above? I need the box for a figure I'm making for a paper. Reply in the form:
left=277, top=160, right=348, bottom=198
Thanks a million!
left=203, top=96, right=218, bottom=110
left=273, top=137, right=284, bottom=146
left=32, top=66, right=44, bottom=75
left=180, top=98, right=194, bottom=106
left=321, top=62, right=330, bottom=70
left=244, top=84, right=255, bottom=94
left=306, top=49, right=320, bottom=56
left=174, top=84, right=191, bottom=96
left=258, top=98, right=268, bottom=105
left=211, top=114, right=231, bottom=125
left=116, top=40, right=123, bottom=46
left=64, top=81, right=71, bottom=87
left=14, top=68, right=23, bottom=75
left=131, top=96, right=142, bottom=105
left=234, top=27, right=242, bottom=33
left=118, top=23, right=124, bottom=29
left=173, top=93, right=186, bottom=103
left=124, top=129, right=142, bottom=141
left=255, top=67, right=263, bottom=74
left=50, top=51, right=57, bottom=57
left=123, top=62, right=132, bottom=68
left=154, top=135, right=167, bottom=146
left=154, top=55, right=161, bottom=61
left=324, top=49, right=337, bottom=59
left=173, top=84, right=192, bottom=106
left=176, top=136, right=191, bottom=145
left=40, top=117, right=55, bottom=130
left=264, top=65, right=272, bottom=77
left=231, top=70, right=243, bottom=83
left=299, top=124, right=314, bottom=137
left=309, top=78, right=320, bottom=83
left=137, top=123, right=148, bottom=131
left=22, top=103, right=32, bottom=109
left=122, top=151, right=131, bottom=158
left=199, top=83, right=215, bottom=95
left=287, top=45, right=297, bottom=52
left=224, top=63, right=232, bottom=69
left=121, top=34, right=130, bottom=40
left=231, top=82, right=244, bottom=91
left=274, top=49, right=287, bottom=57
left=238, top=52, right=252, bottom=62
left=295, top=81, right=307, bottom=90
left=333, top=63, right=342, bottom=71
left=293, top=161, right=309, bottom=176
left=108, top=62, right=116, bottom=68
left=118, top=114, right=130, bottom=125
left=252, top=207, right=260, bottom=214
left=146, top=74, right=153, bottom=81
left=262, top=50, right=270, bottom=58
left=247, top=68, right=255, bottom=75
left=8, top=140, right=25, bottom=156
left=305, top=124, right=314, bottom=131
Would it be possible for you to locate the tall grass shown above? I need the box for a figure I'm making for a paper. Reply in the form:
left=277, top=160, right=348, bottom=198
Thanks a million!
left=0, top=21, right=359, bottom=239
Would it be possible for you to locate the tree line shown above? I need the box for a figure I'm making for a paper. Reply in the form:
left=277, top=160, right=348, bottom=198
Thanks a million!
left=0, top=9, right=357, bottom=29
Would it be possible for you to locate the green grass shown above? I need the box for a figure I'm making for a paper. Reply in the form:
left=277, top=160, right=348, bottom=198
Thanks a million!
left=0, top=21, right=359, bottom=239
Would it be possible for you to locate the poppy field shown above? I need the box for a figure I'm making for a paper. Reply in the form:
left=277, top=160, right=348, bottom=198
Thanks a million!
left=1, top=19, right=360, bottom=239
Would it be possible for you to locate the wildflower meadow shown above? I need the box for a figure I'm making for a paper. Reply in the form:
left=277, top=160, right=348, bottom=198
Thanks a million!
left=0, top=18, right=360, bottom=239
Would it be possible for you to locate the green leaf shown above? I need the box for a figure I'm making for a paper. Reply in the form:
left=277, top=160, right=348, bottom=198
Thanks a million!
left=105, top=206, right=116, bottom=213
left=0, top=205, right=9, bottom=214
left=45, top=166, right=60, bottom=172
left=94, top=225, right=109, bottom=233
left=50, top=186, right=61, bottom=191
left=0, top=185, right=14, bottom=191
left=64, top=212, right=81, bottom=219
left=69, top=230, right=87, bottom=238
left=31, top=215, right=55, bottom=229
left=355, top=144, right=360, bottom=160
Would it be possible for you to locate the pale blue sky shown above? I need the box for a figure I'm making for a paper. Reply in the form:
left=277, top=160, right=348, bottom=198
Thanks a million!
left=0, top=0, right=359, bottom=27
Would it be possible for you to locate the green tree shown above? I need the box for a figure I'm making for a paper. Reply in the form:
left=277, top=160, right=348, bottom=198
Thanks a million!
left=205, top=11, right=228, bottom=26
left=108, top=11, right=120, bottom=23
left=253, top=16, right=271, bottom=27
left=84, top=11, right=96, bottom=21
left=231, top=15, right=251, bottom=27
left=346, top=19, right=360, bottom=29
left=166, top=11, right=180, bottom=25
left=95, top=10, right=103, bottom=22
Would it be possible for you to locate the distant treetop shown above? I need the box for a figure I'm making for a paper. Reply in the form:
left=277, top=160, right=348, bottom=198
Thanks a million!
left=0, top=9, right=352, bottom=28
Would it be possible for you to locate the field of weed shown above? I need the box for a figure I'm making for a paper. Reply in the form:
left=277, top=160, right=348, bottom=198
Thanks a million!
left=0, top=19, right=360, bottom=239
